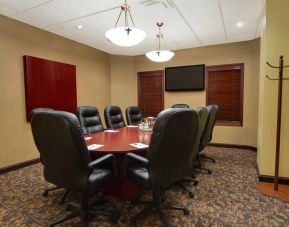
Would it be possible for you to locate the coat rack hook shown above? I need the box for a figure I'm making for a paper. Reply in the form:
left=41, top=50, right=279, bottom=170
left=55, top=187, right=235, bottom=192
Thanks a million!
left=266, top=61, right=280, bottom=68
left=266, top=75, right=279, bottom=80
left=266, top=75, right=289, bottom=80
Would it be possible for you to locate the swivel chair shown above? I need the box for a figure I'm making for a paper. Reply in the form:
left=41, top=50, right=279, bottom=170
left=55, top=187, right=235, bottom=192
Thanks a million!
left=125, top=106, right=143, bottom=125
left=171, top=103, right=190, bottom=108
left=194, top=107, right=212, bottom=174
left=30, top=110, right=119, bottom=226
left=124, top=108, right=199, bottom=226
left=198, top=105, right=219, bottom=165
left=104, top=106, right=126, bottom=129
left=29, top=108, right=69, bottom=203
left=76, top=106, right=104, bottom=134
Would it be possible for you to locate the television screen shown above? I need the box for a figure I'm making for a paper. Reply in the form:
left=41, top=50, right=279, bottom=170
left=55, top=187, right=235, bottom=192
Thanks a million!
left=165, top=64, right=205, bottom=91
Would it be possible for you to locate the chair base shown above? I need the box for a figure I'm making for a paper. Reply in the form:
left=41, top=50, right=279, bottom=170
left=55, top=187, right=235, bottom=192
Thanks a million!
left=42, top=185, right=60, bottom=197
left=195, top=154, right=214, bottom=174
left=130, top=202, right=189, bottom=227
left=42, top=185, right=70, bottom=205
left=50, top=208, right=119, bottom=227
left=199, top=154, right=216, bottom=163
left=196, top=166, right=212, bottom=174
left=130, top=190, right=189, bottom=227
left=50, top=192, right=119, bottom=227
left=176, top=178, right=198, bottom=198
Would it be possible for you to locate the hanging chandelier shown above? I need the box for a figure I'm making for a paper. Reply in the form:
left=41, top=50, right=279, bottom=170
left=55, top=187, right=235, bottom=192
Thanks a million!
left=105, top=0, right=146, bottom=47
left=146, top=22, right=174, bottom=62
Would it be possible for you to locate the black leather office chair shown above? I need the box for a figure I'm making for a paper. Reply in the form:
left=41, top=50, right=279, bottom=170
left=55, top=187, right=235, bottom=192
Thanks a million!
left=29, top=108, right=69, bottom=202
left=197, top=105, right=219, bottom=170
left=125, top=106, right=143, bottom=125
left=171, top=103, right=190, bottom=108
left=194, top=107, right=212, bottom=174
left=104, top=106, right=126, bottom=129
left=29, top=107, right=54, bottom=121
left=76, top=106, right=104, bottom=134
left=30, top=110, right=119, bottom=226
left=124, top=108, right=199, bottom=226
left=171, top=105, right=206, bottom=198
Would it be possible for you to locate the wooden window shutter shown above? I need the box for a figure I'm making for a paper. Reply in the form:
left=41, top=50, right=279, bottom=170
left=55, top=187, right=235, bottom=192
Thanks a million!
left=206, top=63, right=244, bottom=126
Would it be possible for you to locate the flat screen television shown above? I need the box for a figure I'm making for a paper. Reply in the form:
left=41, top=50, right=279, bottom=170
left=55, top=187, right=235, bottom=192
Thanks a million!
left=165, top=64, right=205, bottom=91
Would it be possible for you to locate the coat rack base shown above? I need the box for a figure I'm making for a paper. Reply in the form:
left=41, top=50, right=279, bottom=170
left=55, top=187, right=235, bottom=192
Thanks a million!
left=256, top=182, right=289, bottom=202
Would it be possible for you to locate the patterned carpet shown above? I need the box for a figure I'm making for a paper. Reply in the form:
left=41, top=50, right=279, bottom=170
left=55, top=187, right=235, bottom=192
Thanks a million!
left=1, top=147, right=289, bottom=226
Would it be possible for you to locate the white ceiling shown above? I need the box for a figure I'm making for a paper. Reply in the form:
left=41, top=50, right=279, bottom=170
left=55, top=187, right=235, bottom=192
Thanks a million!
left=0, top=0, right=264, bottom=56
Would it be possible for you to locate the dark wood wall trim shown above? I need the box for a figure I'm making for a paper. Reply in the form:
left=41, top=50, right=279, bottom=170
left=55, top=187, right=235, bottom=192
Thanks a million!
left=208, top=143, right=257, bottom=151
left=0, top=158, right=40, bottom=175
left=258, top=175, right=289, bottom=185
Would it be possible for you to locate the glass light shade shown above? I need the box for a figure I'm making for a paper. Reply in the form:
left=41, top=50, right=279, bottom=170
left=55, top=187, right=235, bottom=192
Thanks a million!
left=105, top=27, right=146, bottom=47
left=145, top=50, right=175, bottom=62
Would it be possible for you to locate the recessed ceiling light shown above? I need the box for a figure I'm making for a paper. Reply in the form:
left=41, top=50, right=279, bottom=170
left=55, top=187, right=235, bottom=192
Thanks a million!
left=76, top=25, right=84, bottom=29
left=236, top=22, right=244, bottom=27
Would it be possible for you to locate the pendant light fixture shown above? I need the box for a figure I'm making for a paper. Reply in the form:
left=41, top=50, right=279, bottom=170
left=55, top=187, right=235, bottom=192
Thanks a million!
left=146, top=22, right=174, bottom=62
left=105, top=1, right=146, bottom=47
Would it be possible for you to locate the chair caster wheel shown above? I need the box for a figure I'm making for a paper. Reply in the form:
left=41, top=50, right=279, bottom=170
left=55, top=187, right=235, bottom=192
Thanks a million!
left=208, top=170, right=212, bottom=174
left=129, top=220, right=137, bottom=227
left=111, top=212, right=120, bottom=224
left=192, top=175, right=196, bottom=179
left=183, top=209, right=190, bottom=215
left=42, top=191, right=48, bottom=197
left=58, top=200, right=65, bottom=205
left=65, top=204, right=74, bottom=211
left=212, top=160, right=216, bottom=163
left=189, top=192, right=194, bottom=198
left=193, top=181, right=198, bottom=186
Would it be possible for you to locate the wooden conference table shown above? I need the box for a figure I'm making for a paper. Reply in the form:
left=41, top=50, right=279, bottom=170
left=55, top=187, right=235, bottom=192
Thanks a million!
left=85, top=126, right=152, bottom=200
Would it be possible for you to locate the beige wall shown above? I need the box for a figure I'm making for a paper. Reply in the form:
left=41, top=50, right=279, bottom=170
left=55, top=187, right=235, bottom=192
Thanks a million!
left=257, top=0, right=289, bottom=177
left=110, top=55, right=135, bottom=113
left=111, top=40, right=260, bottom=147
left=0, top=16, right=111, bottom=168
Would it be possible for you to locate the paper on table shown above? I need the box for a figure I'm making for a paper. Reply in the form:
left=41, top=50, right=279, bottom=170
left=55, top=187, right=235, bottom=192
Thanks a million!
left=87, top=144, right=103, bottom=150
left=130, top=143, right=149, bottom=149
left=127, top=125, right=139, bottom=128
left=84, top=137, right=92, bottom=141
left=104, top=130, right=119, bottom=133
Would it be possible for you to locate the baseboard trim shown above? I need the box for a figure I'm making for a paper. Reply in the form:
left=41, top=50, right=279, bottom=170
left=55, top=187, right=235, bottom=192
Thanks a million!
left=255, top=161, right=289, bottom=185
left=258, top=175, right=289, bottom=185
left=0, top=158, right=40, bottom=175
left=208, top=143, right=257, bottom=151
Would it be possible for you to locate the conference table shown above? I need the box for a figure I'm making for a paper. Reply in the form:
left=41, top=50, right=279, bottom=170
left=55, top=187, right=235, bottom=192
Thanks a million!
left=85, top=126, right=152, bottom=200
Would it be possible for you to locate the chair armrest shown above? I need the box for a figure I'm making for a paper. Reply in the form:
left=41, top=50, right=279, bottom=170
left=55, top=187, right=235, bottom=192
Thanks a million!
left=88, top=154, right=117, bottom=173
left=124, top=153, right=149, bottom=165
left=123, top=153, right=149, bottom=176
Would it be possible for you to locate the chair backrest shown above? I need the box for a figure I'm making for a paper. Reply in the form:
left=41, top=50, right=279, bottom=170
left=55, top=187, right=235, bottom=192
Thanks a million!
left=194, top=107, right=209, bottom=157
left=147, top=108, right=199, bottom=189
left=171, top=104, right=190, bottom=108
left=29, top=108, right=54, bottom=121
left=199, top=105, right=219, bottom=150
left=31, top=110, right=91, bottom=192
left=126, top=106, right=143, bottom=125
left=76, top=106, right=104, bottom=134
left=104, top=106, right=126, bottom=129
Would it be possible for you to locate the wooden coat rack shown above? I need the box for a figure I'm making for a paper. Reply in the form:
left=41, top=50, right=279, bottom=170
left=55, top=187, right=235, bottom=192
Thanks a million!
left=266, top=55, right=289, bottom=191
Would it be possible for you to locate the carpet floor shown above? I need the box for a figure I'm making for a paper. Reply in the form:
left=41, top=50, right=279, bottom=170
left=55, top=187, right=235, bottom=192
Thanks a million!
left=0, top=147, right=288, bottom=226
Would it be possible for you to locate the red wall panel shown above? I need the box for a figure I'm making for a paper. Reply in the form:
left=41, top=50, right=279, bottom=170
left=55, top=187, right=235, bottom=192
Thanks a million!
left=23, top=56, right=77, bottom=121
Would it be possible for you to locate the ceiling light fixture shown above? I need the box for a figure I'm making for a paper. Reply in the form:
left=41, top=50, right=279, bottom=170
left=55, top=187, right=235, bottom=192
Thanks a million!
left=105, top=0, right=146, bottom=47
left=146, top=22, right=174, bottom=62
left=236, top=22, right=244, bottom=27
left=76, top=25, right=84, bottom=29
